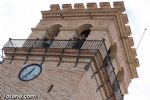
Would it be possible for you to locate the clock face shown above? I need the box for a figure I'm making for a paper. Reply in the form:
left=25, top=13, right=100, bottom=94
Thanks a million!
left=18, top=64, right=42, bottom=81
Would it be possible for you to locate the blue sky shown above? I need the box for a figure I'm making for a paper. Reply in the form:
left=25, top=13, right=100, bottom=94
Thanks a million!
left=0, top=0, right=150, bottom=99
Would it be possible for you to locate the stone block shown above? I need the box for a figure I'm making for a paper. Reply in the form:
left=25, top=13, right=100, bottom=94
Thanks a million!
left=74, top=3, right=85, bottom=9
left=123, top=14, right=129, bottom=24
left=50, top=4, right=60, bottom=10
left=134, top=58, right=140, bottom=67
left=125, top=26, right=132, bottom=36
left=86, top=3, right=97, bottom=9
left=131, top=48, right=137, bottom=57
left=62, top=4, right=72, bottom=10
left=113, top=1, right=125, bottom=11
left=100, top=2, right=111, bottom=8
left=128, top=37, right=134, bottom=47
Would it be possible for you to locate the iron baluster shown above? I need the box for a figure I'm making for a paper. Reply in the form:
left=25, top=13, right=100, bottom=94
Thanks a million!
left=57, top=41, right=70, bottom=66
left=84, top=41, right=103, bottom=71
left=9, top=48, right=17, bottom=64
left=102, top=40, right=123, bottom=100
left=96, top=79, right=109, bottom=92
left=74, top=48, right=81, bottom=67
left=84, top=50, right=99, bottom=71
left=40, top=39, right=49, bottom=65
left=91, top=64, right=105, bottom=79
left=9, top=38, right=17, bottom=47
left=24, top=38, right=39, bottom=64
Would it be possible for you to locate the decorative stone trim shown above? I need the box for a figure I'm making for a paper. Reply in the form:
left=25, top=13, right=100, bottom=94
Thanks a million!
left=42, top=2, right=127, bottom=20
left=62, top=4, right=72, bottom=10
left=48, top=2, right=125, bottom=12
left=99, top=2, right=111, bottom=8
left=131, top=48, right=137, bottom=57
left=123, top=14, right=129, bottom=24
left=86, top=3, right=97, bottom=9
left=50, top=4, right=60, bottom=11
left=128, top=37, right=134, bottom=47
left=31, top=28, right=47, bottom=31
left=90, top=27, right=108, bottom=31
left=59, top=28, right=76, bottom=31
left=113, top=1, right=125, bottom=12
left=125, top=26, right=131, bottom=36
left=74, top=3, right=85, bottom=9
left=134, top=58, right=140, bottom=67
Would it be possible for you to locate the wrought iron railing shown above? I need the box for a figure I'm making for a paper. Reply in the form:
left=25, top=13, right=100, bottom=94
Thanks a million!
left=103, top=54, right=124, bottom=100
left=2, top=38, right=123, bottom=100
left=4, top=38, right=104, bottom=50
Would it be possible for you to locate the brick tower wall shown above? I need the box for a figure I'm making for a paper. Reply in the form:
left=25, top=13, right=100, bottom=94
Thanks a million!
left=0, top=2, right=139, bottom=100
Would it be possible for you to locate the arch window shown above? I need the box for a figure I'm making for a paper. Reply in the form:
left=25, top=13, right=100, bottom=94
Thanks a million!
left=42, top=24, right=62, bottom=48
left=117, top=67, right=124, bottom=84
left=108, top=42, right=117, bottom=60
left=45, top=24, right=62, bottom=39
left=72, top=24, right=93, bottom=49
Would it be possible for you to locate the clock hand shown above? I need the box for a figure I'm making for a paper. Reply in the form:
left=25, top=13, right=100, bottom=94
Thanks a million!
left=22, top=67, right=35, bottom=79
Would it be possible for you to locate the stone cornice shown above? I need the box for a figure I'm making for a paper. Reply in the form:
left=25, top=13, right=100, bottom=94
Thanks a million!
left=41, top=2, right=125, bottom=19
left=49, top=2, right=125, bottom=11
left=31, top=27, right=47, bottom=31
left=41, top=9, right=120, bottom=19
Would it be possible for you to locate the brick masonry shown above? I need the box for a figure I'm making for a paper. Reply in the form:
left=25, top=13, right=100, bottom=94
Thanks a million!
left=0, top=1, right=139, bottom=100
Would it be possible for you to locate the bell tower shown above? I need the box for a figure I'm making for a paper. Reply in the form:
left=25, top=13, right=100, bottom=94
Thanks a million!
left=0, top=2, right=139, bottom=100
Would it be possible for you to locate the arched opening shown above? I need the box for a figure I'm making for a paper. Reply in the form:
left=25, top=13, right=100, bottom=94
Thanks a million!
left=75, top=24, right=93, bottom=39
left=72, top=24, right=93, bottom=49
left=42, top=24, right=62, bottom=48
left=45, top=24, right=62, bottom=39
left=80, top=30, right=91, bottom=39
left=108, top=42, right=117, bottom=60
left=117, top=67, right=125, bottom=84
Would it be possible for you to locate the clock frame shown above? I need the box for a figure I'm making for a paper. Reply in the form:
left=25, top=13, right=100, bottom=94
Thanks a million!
left=18, top=64, right=42, bottom=81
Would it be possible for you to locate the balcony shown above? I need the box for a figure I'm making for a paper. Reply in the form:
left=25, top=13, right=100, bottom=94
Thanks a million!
left=3, top=38, right=104, bottom=49
left=2, top=38, right=123, bottom=100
